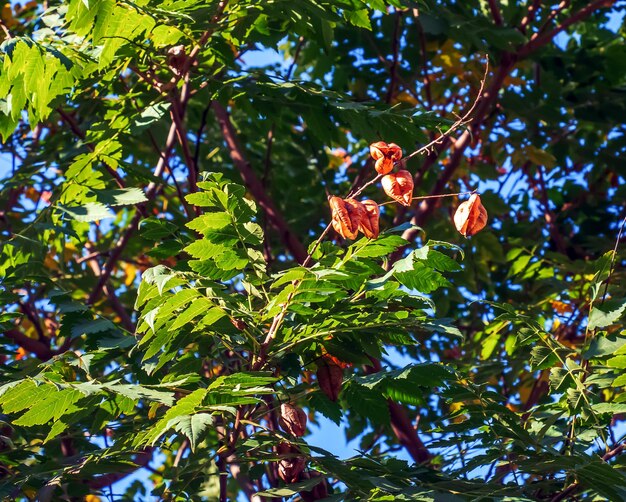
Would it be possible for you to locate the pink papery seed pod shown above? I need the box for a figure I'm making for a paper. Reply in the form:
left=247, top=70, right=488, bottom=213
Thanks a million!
left=279, top=403, right=307, bottom=437
left=454, top=193, right=488, bottom=237
left=329, top=196, right=366, bottom=240
left=369, top=141, right=402, bottom=175
left=316, top=356, right=343, bottom=402
left=359, top=199, right=380, bottom=239
left=381, top=170, right=414, bottom=206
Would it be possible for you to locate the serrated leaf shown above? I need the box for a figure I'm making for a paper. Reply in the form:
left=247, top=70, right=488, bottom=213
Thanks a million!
left=93, top=187, right=148, bottom=206
left=588, top=299, right=626, bottom=330
left=57, top=202, right=114, bottom=222
left=13, top=388, right=84, bottom=426
left=530, top=345, right=559, bottom=370
left=168, top=413, right=214, bottom=451
left=169, top=298, right=213, bottom=332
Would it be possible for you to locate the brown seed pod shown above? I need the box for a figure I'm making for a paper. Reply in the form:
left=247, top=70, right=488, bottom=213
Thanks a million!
left=279, top=403, right=307, bottom=437
left=276, top=443, right=306, bottom=484
left=453, top=193, right=488, bottom=237
left=167, top=45, right=187, bottom=76
left=299, top=471, right=330, bottom=502
left=316, top=356, right=343, bottom=402
left=359, top=199, right=380, bottom=239
left=329, top=196, right=365, bottom=240
left=381, top=170, right=413, bottom=206
left=369, top=141, right=403, bottom=175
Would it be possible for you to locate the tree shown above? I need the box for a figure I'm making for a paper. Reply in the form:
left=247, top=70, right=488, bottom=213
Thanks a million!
left=1, top=0, right=626, bottom=500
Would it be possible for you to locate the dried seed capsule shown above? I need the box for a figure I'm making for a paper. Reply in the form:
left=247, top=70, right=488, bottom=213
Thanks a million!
left=381, top=170, right=413, bottom=206
left=329, top=196, right=366, bottom=240
left=276, top=443, right=306, bottom=483
left=369, top=141, right=403, bottom=175
left=299, top=471, right=329, bottom=502
left=359, top=199, right=380, bottom=239
left=316, top=355, right=343, bottom=402
left=279, top=403, right=307, bottom=437
left=453, top=193, right=488, bottom=237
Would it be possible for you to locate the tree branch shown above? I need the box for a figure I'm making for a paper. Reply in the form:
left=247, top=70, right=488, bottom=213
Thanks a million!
left=211, top=102, right=308, bottom=264
left=519, top=0, right=616, bottom=57
left=365, top=358, right=431, bottom=463
left=487, top=0, right=504, bottom=26
left=519, top=0, right=541, bottom=34
left=4, top=328, right=53, bottom=360
left=385, top=10, right=403, bottom=104
left=87, top=121, right=178, bottom=306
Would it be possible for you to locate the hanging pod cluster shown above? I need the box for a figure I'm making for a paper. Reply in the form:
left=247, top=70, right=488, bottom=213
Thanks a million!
left=328, top=141, right=488, bottom=240
left=329, top=196, right=380, bottom=240
left=276, top=403, right=329, bottom=500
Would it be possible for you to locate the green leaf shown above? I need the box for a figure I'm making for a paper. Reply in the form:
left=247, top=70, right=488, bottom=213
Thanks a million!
left=169, top=298, right=214, bottom=332
left=13, top=388, right=84, bottom=426
left=257, top=476, right=324, bottom=497
left=93, top=187, right=148, bottom=206
left=584, top=333, right=626, bottom=359
left=588, top=299, right=626, bottom=330
left=530, top=345, right=559, bottom=370
left=57, top=202, right=114, bottom=222
left=167, top=413, right=214, bottom=452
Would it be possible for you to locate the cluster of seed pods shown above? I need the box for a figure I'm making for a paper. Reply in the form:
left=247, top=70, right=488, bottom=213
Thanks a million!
left=329, top=141, right=488, bottom=241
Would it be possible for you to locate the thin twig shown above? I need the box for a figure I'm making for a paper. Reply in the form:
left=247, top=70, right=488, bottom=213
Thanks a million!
left=601, top=212, right=626, bottom=302
left=403, top=57, right=490, bottom=164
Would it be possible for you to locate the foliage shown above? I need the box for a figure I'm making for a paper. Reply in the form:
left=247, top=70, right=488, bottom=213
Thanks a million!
left=1, top=0, right=626, bottom=500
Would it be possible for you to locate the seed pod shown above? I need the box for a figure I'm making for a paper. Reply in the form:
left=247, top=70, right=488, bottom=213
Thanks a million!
left=276, top=443, right=306, bottom=484
left=381, top=170, right=413, bottom=206
left=316, top=356, right=343, bottom=402
left=359, top=199, right=380, bottom=239
left=299, top=471, right=329, bottom=502
left=167, top=45, right=187, bottom=76
left=453, top=193, right=488, bottom=237
left=329, top=196, right=365, bottom=240
left=369, top=141, right=402, bottom=175
left=279, top=403, right=307, bottom=437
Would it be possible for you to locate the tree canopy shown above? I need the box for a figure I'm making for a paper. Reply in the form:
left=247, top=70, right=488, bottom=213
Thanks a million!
left=1, top=0, right=626, bottom=500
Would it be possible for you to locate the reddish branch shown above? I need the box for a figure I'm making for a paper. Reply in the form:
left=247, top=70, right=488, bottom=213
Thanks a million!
left=4, top=329, right=53, bottom=360
left=487, top=0, right=504, bottom=26
left=385, top=11, right=403, bottom=104
left=212, top=102, right=308, bottom=264
left=365, top=358, right=431, bottom=463
left=519, top=0, right=541, bottom=34
left=57, top=108, right=126, bottom=190
left=519, top=0, right=616, bottom=57
left=550, top=442, right=626, bottom=501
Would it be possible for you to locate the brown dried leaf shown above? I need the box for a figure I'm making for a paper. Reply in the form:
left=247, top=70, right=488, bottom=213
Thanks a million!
left=278, top=403, right=307, bottom=437
left=453, top=193, right=488, bottom=236
left=381, top=170, right=414, bottom=206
